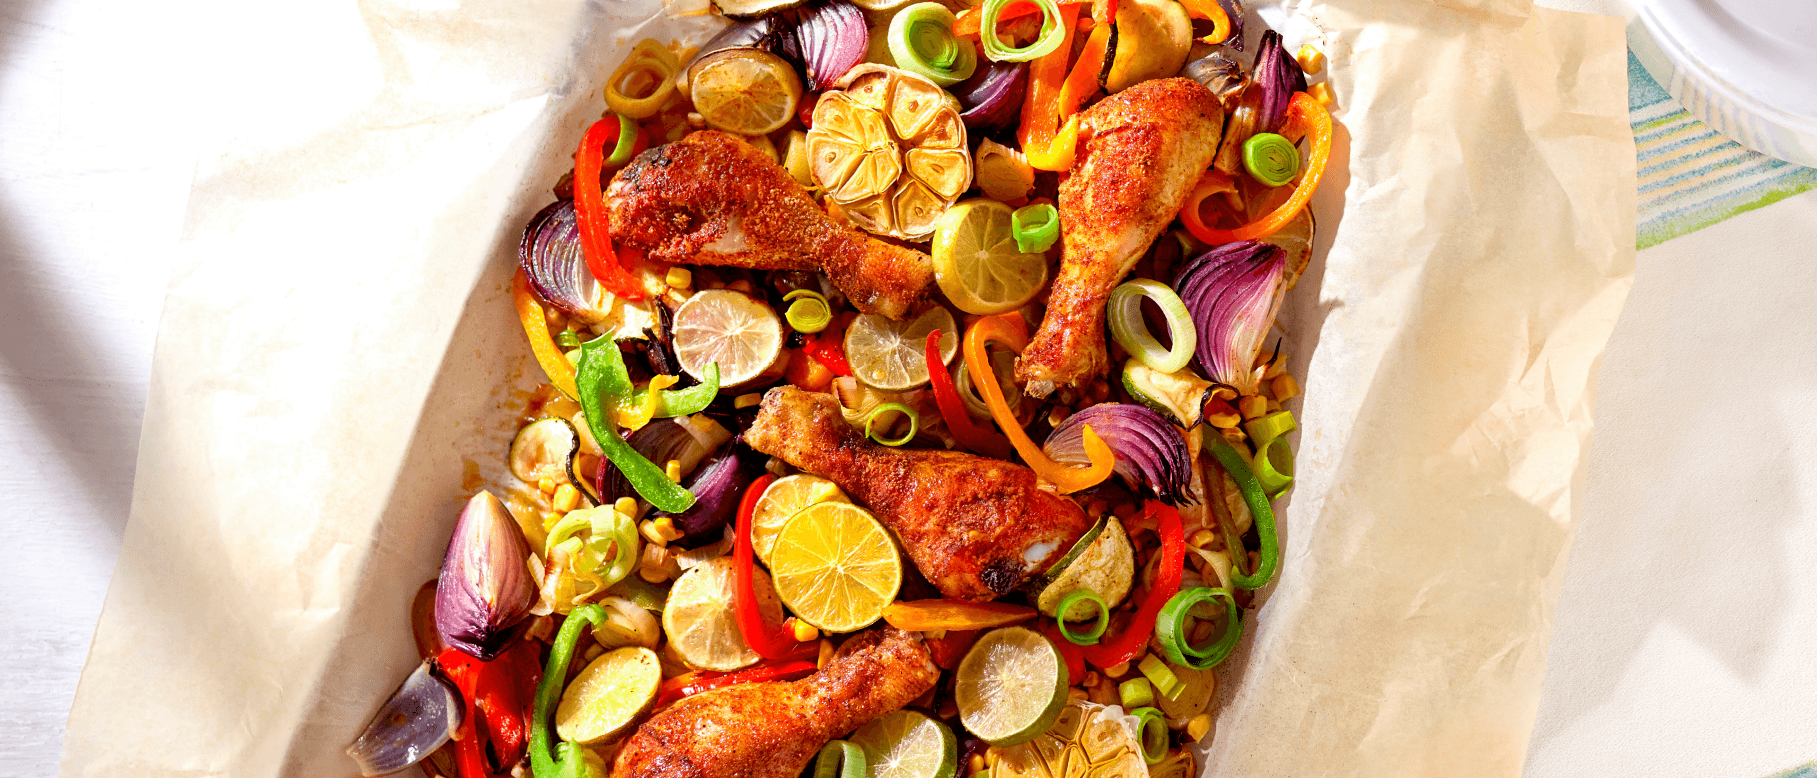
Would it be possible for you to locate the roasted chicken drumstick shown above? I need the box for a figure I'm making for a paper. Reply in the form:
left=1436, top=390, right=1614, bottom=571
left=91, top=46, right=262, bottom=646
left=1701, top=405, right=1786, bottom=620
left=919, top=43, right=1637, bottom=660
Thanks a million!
left=744, top=386, right=1094, bottom=601
left=1018, top=78, right=1225, bottom=395
left=605, top=130, right=933, bottom=319
left=612, top=627, right=938, bottom=778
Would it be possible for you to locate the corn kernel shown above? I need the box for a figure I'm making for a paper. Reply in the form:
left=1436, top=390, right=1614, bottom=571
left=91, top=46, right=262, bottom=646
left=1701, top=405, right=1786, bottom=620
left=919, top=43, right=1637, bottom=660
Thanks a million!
left=615, top=496, right=640, bottom=519
left=734, top=393, right=763, bottom=409
left=727, top=279, right=756, bottom=296
left=789, top=618, right=820, bottom=643
left=542, top=511, right=562, bottom=532
left=545, top=308, right=568, bottom=329
left=1271, top=374, right=1301, bottom=402
left=1104, top=661, right=1131, bottom=678
left=1189, top=529, right=1219, bottom=549
left=969, top=755, right=987, bottom=775
left=1239, top=395, right=1268, bottom=420
left=665, top=267, right=693, bottom=289
left=1296, top=44, right=1325, bottom=74
left=1191, top=619, right=1217, bottom=643
left=1067, top=687, right=1089, bottom=702
left=1187, top=713, right=1213, bottom=742
left=817, top=638, right=836, bottom=668
left=653, top=517, right=684, bottom=543
left=552, top=484, right=580, bottom=513
left=639, top=519, right=668, bottom=546
left=1206, top=409, right=1242, bottom=429
left=1309, top=81, right=1337, bottom=109
left=1047, top=405, right=1071, bottom=428
left=1267, top=399, right=1283, bottom=414
left=666, top=459, right=683, bottom=482
left=1211, top=385, right=1238, bottom=401
left=537, top=476, right=558, bottom=494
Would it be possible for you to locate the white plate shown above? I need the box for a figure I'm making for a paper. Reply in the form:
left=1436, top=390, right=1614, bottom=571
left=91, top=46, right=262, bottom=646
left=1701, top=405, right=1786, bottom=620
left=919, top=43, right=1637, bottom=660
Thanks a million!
left=1629, top=0, right=1817, bottom=167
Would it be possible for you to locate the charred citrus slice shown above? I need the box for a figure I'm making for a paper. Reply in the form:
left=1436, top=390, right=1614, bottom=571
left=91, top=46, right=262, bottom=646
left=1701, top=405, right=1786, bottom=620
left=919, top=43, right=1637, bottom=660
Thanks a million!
left=808, top=64, right=971, bottom=240
left=688, top=48, right=802, bottom=136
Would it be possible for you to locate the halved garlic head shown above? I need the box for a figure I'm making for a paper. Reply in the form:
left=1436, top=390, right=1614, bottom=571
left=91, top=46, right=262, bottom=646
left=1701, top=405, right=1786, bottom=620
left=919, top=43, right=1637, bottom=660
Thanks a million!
left=808, top=64, right=972, bottom=240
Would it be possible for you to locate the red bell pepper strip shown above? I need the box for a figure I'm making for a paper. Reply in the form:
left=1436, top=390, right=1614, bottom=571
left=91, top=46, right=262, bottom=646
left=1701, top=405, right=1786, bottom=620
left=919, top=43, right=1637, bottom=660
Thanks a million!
left=803, top=332, right=853, bottom=377
left=437, top=640, right=540, bottom=778
left=925, top=330, right=1016, bottom=460
left=926, top=629, right=983, bottom=671
left=1038, top=624, right=1087, bottom=680
left=573, top=116, right=644, bottom=300
left=1079, top=501, right=1186, bottom=668
left=734, top=475, right=818, bottom=661
left=1184, top=92, right=1332, bottom=244
left=653, top=659, right=818, bottom=709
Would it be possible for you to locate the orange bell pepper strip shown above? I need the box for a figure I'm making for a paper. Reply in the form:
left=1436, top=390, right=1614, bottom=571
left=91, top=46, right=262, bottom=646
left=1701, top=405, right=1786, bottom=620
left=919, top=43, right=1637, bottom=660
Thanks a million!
left=1017, top=3, right=1082, bottom=171
left=1179, top=169, right=1239, bottom=236
left=1185, top=92, right=1332, bottom=244
left=955, top=0, right=1039, bottom=37
left=573, top=116, right=644, bottom=301
left=962, top=314, right=1115, bottom=493
left=882, top=599, right=1038, bottom=631
left=1178, top=0, right=1231, bottom=44
left=512, top=269, right=579, bottom=399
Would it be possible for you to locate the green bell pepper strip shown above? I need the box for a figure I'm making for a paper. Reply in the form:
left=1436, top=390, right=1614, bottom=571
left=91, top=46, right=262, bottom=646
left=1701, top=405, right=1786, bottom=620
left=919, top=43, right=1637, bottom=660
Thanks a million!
left=1010, top=203, right=1060, bottom=253
left=1242, top=410, right=1296, bottom=497
left=626, top=362, right=720, bottom=418
left=1202, top=428, right=1280, bottom=589
left=530, top=604, right=609, bottom=778
left=576, top=337, right=696, bottom=513
left=813, top=740, right=868, bottom=778
left=1154, top=586, right=1241, bottom=670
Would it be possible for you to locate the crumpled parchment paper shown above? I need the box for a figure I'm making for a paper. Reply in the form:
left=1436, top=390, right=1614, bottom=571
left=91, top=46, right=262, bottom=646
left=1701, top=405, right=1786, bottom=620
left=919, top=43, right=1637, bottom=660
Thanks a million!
left=58, top=0, right=1632, bottom=776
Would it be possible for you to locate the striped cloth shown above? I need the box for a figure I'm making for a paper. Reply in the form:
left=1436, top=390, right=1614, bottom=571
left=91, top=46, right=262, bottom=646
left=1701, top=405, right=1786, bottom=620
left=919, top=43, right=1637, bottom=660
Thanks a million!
left=1631, top=49, right=1817, bottom=248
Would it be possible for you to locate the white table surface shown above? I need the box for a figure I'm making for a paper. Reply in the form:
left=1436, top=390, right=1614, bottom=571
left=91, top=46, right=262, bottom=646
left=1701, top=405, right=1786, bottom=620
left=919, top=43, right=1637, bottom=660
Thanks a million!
left=5, top=0, right=1812, bottom=776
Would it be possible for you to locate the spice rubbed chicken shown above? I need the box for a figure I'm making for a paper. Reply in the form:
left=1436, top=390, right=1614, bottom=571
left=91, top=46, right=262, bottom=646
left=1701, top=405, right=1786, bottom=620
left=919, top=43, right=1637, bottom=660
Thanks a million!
left=613, top=627, right=939, bottom=778
left=744, top=385, right=1095, bottom=601
left=605, top=130, right=934, bottom=319
left=1017, top=78, right=1225, bottom=396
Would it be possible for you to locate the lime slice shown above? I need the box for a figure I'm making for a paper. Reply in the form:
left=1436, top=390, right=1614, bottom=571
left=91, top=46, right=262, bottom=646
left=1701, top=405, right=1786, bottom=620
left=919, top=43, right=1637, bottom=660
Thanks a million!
left=768, top=502, right=902, bottom=633
left=933, top=199, right=1050, bottom=316
left=554, top=646, right=662, bottom=744
left=1270, top=209, right=1315, bottom=287
left=843, top=305, right=957, bottom=391
left=955, top=626, right=1069, bottom=746
left=662, top=556, right=782, bottom=671
left=689, top=48, right=802, bottom=136
left=850, top=710, right=958, bottom=778
left=752, top=474, right=851, bottom=565
left=672, top=289, right=784, bottom=388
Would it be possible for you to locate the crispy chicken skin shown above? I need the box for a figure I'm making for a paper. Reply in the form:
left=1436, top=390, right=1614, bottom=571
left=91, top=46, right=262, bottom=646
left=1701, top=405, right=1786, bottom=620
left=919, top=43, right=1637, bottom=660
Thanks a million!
left=1018, top=79, right=1225, bottom=396
left=744, top=386, right=1094, bottom=601
left=605, top=131, right=933, bottom=319
left=612, top=627, right=938, bottom=778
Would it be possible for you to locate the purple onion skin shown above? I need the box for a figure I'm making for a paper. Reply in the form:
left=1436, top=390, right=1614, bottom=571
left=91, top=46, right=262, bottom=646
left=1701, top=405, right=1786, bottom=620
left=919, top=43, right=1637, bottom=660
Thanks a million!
left=1220, top=0, right=1246, bottom=50
left=596, top=417, right=697, bottom=502
left=653, top=446, right=758, bottom=548
left=1045, top=404, right=1193, bottom=504
left=1253, top=30, right=1307, bottom=133
left=1174, top=241, right=1287, bottom=393
left=435, top=491, right=535, bottom=661
left=775, top=0, right=867, bottom=91
left=954, top=61, right=1028, bottom=133
left=519, top=199, right=608, bottom=323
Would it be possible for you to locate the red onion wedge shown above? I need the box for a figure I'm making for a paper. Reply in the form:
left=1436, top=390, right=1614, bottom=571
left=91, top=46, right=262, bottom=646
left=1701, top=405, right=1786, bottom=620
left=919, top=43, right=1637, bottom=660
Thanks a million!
left=652, top=446, right=758, bottom=549
left=1044, top=403, right=1193, bottom=504
left=519, top=199, right=611, bottom=324
left=954, top=60, right=1029, bottom=132
left=344, top=660, right=461, bottom=777
left=1173, top=240, right=1287, bottom=395
left=774, top=0, right=868, bottom=91
left=435, top=491, right=535, bottom=660
left=1252, top=30, right=1307, bottom=133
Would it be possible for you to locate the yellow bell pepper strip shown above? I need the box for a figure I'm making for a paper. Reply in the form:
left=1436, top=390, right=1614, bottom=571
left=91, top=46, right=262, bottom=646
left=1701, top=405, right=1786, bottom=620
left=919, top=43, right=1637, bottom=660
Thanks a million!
left=1185, top=92, right=1331, bottom=244
left=613, top=373, right=676, bottom=431
left=573, top=117, right=645, bottom=301
left=962, top=314, right=1115, bottom=493
left=1178, top=0, right=1231, bottom=44
left=575, top=336, right=696, bottom=513
left=513, top=269, right=579, bottom=400
left=1201, top=426, right=1279, bottom=589
left=881, top=598, right=1038, bottom=631
left=1016, top=2, right=1082, bottom=171
left=529, top=603, right=606, bottom=778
